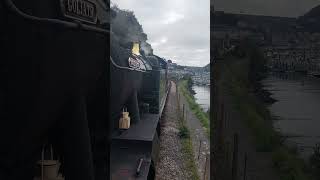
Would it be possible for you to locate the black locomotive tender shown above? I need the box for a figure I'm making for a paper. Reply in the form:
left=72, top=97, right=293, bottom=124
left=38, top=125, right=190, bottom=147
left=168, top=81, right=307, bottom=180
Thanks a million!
left=1, top=0, right=170, bottom=180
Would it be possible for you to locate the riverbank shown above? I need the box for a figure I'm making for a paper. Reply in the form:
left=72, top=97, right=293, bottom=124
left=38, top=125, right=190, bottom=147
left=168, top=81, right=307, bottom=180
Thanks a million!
left=178, top=79, right=210, bottom=137
left=214, top=43, right=313, bottom=179
left=176, top=86, right=200, bottom=180
left=177, top=80, right=210, bottom=179
left=262, top=72, right=320, bottom=178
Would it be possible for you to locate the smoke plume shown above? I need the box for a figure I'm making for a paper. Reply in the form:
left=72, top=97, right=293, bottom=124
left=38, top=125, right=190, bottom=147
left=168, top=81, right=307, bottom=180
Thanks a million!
left=111, top=5, right=154, bottom=55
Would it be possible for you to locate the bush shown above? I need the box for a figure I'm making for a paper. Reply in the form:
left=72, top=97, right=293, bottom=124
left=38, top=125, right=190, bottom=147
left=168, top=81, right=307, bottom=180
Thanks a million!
left=310, top=143, right=320, bottom=177
left=272, top=147, right=308, bottom=180
left=179, top=125, right=190, bottom=138
left=178, top=80, right=210, bottom=137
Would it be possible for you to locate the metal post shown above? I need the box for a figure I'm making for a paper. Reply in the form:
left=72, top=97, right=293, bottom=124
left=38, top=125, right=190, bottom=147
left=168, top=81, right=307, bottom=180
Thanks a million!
left=183, top=104, right=185, bottom=121
left=185, top=109, right=187, bottom=122
left=203, top=154, right=209, bottom=180
left=225, top=141, right=230, bottom=170
left=219, top=104, right=224, bottom=152
left=221, top=104, right=224, bottom=128
left=232, top=133, right=239, bottom=180
left=50, top=144, right=53, bottom=160
left=225, top=108, right=227, bottom=129
left=198, top=140, right=202, bottom=160
left=41, top=145, right=44, bottom=180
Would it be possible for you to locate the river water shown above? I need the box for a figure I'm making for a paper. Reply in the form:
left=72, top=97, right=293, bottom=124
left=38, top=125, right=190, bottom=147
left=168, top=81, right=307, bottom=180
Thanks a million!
left=262, top=72, right=320, bottom=158
left=192, top=85, right=210, bottom=112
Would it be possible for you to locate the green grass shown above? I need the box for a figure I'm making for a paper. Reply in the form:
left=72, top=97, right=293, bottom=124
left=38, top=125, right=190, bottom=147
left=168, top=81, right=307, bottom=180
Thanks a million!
left=219, top=53, right=311, bottom=180
left=178, top=80, right=210, bottom=137
left=179, top=125, right=200, bottom=180
left=179, top=125, right=190, bottom=138
left=176, top=86, right=200, bottom=180
left=272, top=147, right=309, bottom=180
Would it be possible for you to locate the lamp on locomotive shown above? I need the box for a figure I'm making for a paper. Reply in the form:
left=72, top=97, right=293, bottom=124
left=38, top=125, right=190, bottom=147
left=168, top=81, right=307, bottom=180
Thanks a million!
left=132, top=42, right=141, bottom=55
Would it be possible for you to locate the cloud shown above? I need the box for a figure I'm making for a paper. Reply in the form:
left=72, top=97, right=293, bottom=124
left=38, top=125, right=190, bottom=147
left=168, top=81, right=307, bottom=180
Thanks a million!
left=150, top=37, right=168, bottom=47
left=195, top=49, right=208, bottom=53
left=162, top=12, right=185, bottom=25
left=112, top=0, right=210, bottom=67
left=160, top=37, right=168, bottom=43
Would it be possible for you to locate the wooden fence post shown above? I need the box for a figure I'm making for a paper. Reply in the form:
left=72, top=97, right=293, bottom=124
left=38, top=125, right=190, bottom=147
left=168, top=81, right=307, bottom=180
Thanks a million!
left=232, top=133, right=239, bottom=180
left=218, top=104, right=224, bottom=152
left=243, top=153, right=247, bottom=180
left=183, top=104, right=185, bottom=121
left=203, top=154, right=209, bottom=180
left=198, top=140, right=202, bottom=160
left=225, top=141, right=230, bottom=170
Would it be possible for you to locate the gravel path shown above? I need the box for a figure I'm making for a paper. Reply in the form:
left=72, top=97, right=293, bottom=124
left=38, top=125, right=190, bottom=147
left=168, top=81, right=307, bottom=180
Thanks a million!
left=155, top=82, right=190, bottom=180
left=177, top=85, right=210, bottom=180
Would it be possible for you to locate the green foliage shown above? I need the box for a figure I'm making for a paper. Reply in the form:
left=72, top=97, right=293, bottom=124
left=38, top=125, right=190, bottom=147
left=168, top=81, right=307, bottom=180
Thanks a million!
left=272, top=147, right=309, bottom=180
left=177, top=89, right=200, bottom=180
left=181, top=138, right=200, bottom=180
left=181, top=76, right=195, bottom=94
left=178, top=80, right=210, bottom=137
left=179, top=125, right=190, bottom=139
left=187, top=77, right=193, bottom=88
left=219, top=44, right=311, bottom=179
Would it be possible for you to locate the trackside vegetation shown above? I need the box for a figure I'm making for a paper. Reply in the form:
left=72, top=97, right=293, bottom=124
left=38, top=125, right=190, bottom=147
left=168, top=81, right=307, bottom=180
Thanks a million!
left=219, top=42, right=312, bottom=180
left=177, top=84, right=200, bottom=180
left=178, top=78, right=210, bottom=137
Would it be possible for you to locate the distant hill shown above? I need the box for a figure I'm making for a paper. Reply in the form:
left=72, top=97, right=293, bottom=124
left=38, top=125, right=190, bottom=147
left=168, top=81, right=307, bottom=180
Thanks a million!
left=187, top=64, right=210, bottom=72
left=203, top=63, right=210, bottom=72
left=298, top=5, right=320, bottom=32
left=214, top=11, right=296, bottom=29
left=302, top=5, right=320, bottom=19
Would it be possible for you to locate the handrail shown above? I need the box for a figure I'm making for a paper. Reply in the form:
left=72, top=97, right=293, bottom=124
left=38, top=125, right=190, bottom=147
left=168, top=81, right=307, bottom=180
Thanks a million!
left=3, top=0, right=110, bottom=34
left=110, top=56, right=147, bottom=72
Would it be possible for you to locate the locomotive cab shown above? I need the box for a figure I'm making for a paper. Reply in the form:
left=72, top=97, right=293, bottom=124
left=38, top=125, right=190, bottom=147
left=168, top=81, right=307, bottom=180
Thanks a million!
left=1, top=0, right=110, bottom=179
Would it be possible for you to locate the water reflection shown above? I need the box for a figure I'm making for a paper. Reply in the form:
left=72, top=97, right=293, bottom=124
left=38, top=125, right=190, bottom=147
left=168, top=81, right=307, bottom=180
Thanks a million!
left=262, top=72, right=320, bottom=158
left=192, top=85, right=210, bottom=112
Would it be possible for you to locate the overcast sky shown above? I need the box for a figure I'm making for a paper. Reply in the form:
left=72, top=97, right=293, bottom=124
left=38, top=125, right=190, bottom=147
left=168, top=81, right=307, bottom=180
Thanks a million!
left=112, top=0, right=210, bottom=67
left=213, top=0, right=320, bottom=17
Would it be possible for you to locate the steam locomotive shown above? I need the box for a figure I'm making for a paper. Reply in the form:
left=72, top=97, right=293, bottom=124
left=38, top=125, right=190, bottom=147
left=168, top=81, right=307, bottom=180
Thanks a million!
left=1, top=0, right=169, bottom=179
left=110, top=32, right=170, bottom=179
